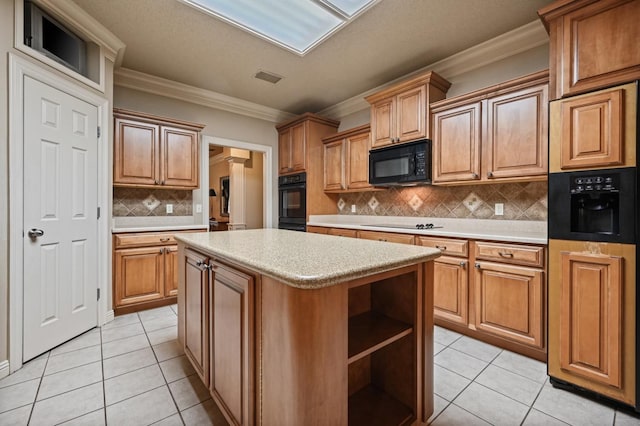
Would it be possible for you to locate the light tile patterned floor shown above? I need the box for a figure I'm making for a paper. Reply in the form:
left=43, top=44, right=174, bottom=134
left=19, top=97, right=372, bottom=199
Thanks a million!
left=1, top=308, right=640, bottom=425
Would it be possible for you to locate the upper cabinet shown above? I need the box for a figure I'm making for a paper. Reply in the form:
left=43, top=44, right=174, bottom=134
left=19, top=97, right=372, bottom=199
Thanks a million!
left=539, top=0, right=640, bottom=100
left=322, top=125, right=374, bottom=192
left=276, top=113, right=340, bottom=176
left=365, top=70, right=451, bottom=149
left=431, top=70, right=549, bottom=185
left=114, top=109, right=205, bottom=189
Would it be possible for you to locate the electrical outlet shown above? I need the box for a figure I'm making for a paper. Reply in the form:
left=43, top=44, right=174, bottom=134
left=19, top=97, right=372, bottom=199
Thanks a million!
left=195, top=204, right=202, bottom=213
left=351, top=204, right=356, bottom=213
left=495, top=203, right=504, bottom=216
left=166, top=204, right=173, bottom=214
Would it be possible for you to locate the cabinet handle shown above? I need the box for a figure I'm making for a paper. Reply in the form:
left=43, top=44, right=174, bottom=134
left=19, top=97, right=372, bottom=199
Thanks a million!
left=460, top=261, right=466, bottom=268
left=160, top=237, right=170, bottom=242
left=160, top=248, right=164, bottom=254
left=435, top=245, right=447, bottom=251
left=475, top=263, right=481, bottom=269
left=161, top=180, right=165, bottom=185
left=154, top=180, right=159, bottom=185
left=487, top=171, right=494, bottom=178
left=472, top=173, right=478, bottom=179
left=498, top=252, right=514, bottom=258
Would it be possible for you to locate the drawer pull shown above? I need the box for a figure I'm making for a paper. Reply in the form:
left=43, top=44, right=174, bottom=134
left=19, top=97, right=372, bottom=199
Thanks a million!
left=160, top=237, right=171, bottom=242
left=435, top=245, right=447, bottom=251
left=459, top=261, right=466, bottom=268
left=160, top=248, right=164, bottom=254
left=475, top=263, right=481, bottom=269
left=498, top=252, right=514, bottom=258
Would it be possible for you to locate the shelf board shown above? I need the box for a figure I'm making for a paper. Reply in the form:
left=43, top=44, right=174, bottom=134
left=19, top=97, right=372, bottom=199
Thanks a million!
left=348, top=311, right=413, bottom=364
left=349, top=384, right=414, bottom=426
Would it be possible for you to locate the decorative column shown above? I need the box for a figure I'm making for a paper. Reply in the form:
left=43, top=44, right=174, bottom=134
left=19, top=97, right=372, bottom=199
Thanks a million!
left=225, top=149, right=250, bottom=230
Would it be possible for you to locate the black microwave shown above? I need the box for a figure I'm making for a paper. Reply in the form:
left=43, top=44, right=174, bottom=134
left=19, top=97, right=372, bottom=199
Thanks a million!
left=369, top=139, right=431, bottom=186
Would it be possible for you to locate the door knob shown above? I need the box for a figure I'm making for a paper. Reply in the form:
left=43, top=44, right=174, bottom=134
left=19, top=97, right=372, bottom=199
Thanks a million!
left=28, top=228, right=44, bottom=239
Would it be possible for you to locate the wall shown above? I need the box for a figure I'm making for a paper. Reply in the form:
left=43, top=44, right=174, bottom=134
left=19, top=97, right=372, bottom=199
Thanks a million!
left=245, top=152, right=264, bottom=229
left=334, top=181, right=547, bottom=221
left=113, top=188, right=193, bottom=216
left=113, top=86, right=279, bottom=227
left=209, top=156, right=228, bottom=220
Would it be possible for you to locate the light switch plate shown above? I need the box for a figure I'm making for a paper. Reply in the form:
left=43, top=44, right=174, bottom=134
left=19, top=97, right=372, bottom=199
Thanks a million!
left=195, top=204, right=202, bottom=213
left=351, top=204, right=356, bottom=213
left=166, top=204, right=173, bottom=214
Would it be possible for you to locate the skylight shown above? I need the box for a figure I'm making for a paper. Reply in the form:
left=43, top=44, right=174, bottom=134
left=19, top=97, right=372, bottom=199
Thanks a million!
left=179, top=0, right=379, bottom=55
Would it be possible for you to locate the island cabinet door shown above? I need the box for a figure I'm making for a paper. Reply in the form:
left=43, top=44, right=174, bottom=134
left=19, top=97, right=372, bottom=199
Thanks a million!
left=210, top=261, right=255, bottom=426
left=183, top=249, right=210, bottom=386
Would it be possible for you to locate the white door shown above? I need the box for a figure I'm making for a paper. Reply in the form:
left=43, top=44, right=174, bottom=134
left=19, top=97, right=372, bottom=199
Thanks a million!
left=23, top=76, right=99, bottom=361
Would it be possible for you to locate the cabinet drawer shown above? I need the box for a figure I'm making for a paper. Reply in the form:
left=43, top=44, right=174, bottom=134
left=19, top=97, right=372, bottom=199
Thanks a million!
left=358, top=230, right=415, bottom=245
left=114, top=229, right=204, bottom=249
left=416, top=236, right=468, bottom=257
left=474, top=241, right=544, bottom=267
left=328, top=228, right=358, bottom=238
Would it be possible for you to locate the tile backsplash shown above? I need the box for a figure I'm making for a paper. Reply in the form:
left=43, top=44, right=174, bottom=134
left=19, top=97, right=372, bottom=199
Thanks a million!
left=334, top=181, right=547, bottom=221
left=113, top=188, right=193, bottom=217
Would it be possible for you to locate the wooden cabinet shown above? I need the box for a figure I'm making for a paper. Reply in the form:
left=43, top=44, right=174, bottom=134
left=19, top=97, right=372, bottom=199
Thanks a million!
left=278, top=122, right=306, bottom=174
left=210, top=261, right=255, bottom=426
left=549, top=82, right=638, bottom=172
left=358, top=230, right=415, bottom=245
left=112, top=229, right=204, bottom=315
left=113, top=109, right=204, bottom=189
left=328, top=228, right=358, bottom=238
left=539, top=0, right=640, bottom=100
left=323, top=125, right=374, bottom=192
left=432, top=71, right=548, bottom=184
left=548, top=240, right=635, bottom=405
left=365, top=70, right=450, bottom=148
left=183, top=248, right=210, bottom=386
left=417, top=237, right=469, bottom=325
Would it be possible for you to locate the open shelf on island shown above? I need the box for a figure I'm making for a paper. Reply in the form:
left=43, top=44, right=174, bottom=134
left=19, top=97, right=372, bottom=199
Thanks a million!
left=348, top=311, right=413, bottom=363
left=349, top=384, right=414, bottom=426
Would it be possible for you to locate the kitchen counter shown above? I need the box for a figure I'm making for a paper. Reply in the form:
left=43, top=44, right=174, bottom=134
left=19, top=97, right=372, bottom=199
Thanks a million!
left=308, top=215, right=547, bottom=244
left=112, top=224, right=208, bottom=233
left=175, top=228, right=441, bottom=289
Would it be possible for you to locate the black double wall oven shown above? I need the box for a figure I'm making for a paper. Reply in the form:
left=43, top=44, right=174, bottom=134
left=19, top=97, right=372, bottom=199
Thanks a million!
left=278, top=172, right=306, bottom=232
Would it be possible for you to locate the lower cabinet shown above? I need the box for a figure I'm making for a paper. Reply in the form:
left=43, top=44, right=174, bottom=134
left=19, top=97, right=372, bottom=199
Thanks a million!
left=210, top=260, right=255, bottom=426
left=183, top=249, right=210, bottom=386
left=113, top=229, right=205, bottom=314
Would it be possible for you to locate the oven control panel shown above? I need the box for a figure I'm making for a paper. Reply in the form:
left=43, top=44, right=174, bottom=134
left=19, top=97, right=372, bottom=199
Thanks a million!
left=570, top=173, right=620, bottom=193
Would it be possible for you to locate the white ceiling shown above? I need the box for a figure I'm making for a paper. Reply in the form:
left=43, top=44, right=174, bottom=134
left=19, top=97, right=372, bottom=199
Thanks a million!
left=72, top=0, right=550, bottom=115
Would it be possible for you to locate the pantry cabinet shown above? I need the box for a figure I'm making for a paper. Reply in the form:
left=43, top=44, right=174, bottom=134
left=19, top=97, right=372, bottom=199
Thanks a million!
left=365, top=70, right=450, bottom=148
left=431, top=70, right=548, bottom=185
left=113, top=109, right=204, bottom=189
left=323, top=125, right=374, bottom=192
left=539, top=0, right=640, bottom=100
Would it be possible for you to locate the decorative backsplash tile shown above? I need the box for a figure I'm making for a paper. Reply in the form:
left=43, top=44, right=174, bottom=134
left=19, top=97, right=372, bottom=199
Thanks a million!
left=334, top=182, right=547, bottom=221
left=113, top=188, right=193, bottom=217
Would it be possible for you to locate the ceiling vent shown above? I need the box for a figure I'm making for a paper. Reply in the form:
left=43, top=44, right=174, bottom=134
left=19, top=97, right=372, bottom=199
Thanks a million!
left=254, top=70, right=283, bottom=84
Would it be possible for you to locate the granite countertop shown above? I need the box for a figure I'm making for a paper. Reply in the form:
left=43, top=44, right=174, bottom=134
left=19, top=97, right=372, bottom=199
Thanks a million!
left=175, top=229, right=441, bottom=289
left=308, top=215, right=547, bottom=245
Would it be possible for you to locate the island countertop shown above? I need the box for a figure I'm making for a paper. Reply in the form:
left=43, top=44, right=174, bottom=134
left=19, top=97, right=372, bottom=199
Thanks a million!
left=175, top=228, right=441, bottom=289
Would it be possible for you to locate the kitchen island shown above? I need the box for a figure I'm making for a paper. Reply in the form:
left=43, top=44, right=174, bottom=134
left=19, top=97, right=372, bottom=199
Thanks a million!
left=175, top=229, right=441, bottom=426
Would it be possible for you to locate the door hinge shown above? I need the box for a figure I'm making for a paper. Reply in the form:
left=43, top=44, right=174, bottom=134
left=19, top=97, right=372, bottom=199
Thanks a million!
left=97, top=126, right=101, bottom=138
left=97, top=288, right=100, bottom=301
left=97, top=207, right=101, bottom=219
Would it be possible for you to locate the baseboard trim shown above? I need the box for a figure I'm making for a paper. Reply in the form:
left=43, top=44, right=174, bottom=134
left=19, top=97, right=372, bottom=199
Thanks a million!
left=103, top=309, right=115, bottom=326
left=0, top=360, right=10, bottom=380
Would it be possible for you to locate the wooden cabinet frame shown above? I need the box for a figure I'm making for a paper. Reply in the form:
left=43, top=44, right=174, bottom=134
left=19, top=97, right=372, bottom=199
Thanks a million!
left=322, top=125, right=374, bottom=193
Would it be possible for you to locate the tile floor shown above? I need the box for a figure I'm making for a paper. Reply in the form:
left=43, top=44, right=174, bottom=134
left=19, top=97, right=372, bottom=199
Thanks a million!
left=1, top=306, right=639, bottom=426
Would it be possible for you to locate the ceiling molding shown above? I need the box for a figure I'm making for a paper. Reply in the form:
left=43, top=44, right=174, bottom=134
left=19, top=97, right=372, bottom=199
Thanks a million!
left=318, top=20, right=549, bottom=119
left=34, top=0, right=126, bottom=65
left=114, top=68, right=296, bottom=123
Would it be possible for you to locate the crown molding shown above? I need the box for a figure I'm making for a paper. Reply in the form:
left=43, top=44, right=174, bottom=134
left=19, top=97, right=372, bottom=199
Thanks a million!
left=115, top=68, right=296, bottom=123
left=34, top=0, right=126, bottom=65
left=319, top=20, right=549, bottom=119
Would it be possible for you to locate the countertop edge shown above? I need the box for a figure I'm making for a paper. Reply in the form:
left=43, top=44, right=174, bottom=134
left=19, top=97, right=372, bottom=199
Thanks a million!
left=112, top=225, right=209, bottom=234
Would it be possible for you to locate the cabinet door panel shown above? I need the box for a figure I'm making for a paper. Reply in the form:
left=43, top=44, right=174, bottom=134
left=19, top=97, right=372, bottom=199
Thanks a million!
left=560, top=88, right=623, bottom=170
left=432, top=102, right=481, bottom=183
left=114, top=247, right=164, bottom=306
left=560, top=252, right=622, bottom=388
left=184, top=250, right=209, bottom=385
left=371, top=98, right=394, bottom=148
left=433, top=257, right=468, bottom=325
left=114, top=118, right=159, bottom=185
left=397, top=86, right=426, bottom=142
left=290, top=123, right=306, bottom=172
left=357, top=230, right=415, bottom=245
left=323, top=140, right=345, bottom=191
left=485, top=85, right=548, bottom=179
left=278, top=129, right=291, bottom=174
left=474, top=262, right=543, bottom=348
left=211, top=262, right=254, bottom=426
left=162, top=126, right=199, bottom=187
left=165, top=245, right=178, bottom=297
left=346, top=132, right=371, bottom=189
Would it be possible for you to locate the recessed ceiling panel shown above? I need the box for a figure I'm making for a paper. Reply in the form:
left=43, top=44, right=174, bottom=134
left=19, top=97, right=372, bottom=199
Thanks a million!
left=179, top=0, right=377, bottom=54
